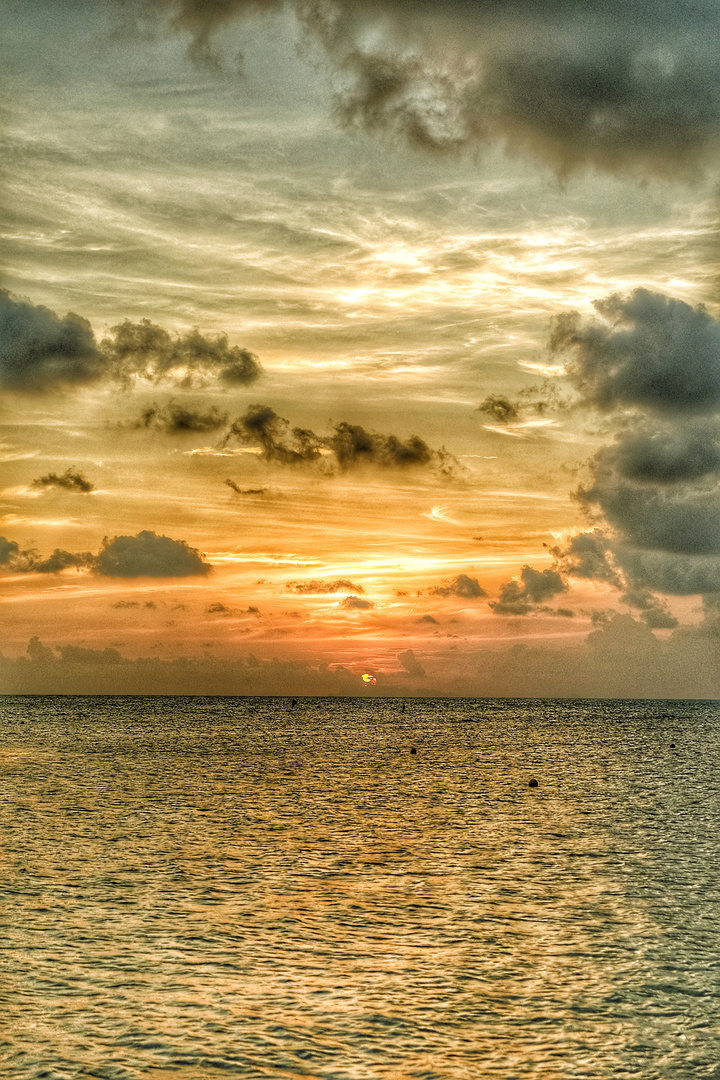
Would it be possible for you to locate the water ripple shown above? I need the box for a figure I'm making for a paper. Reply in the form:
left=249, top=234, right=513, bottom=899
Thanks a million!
left=1, top=696, right=720, bottom=1078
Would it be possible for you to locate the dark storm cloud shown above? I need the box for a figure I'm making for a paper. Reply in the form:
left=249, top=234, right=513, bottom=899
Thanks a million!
left=285, top=578, right=364, bottom=594
left=592, top=421, right=720, bottom=485
left=543, top=287, right=720, bottom=602
left=94, top=530, right=211, bottom=577
left=137, top=401, right=230, bottom=434
left=223, top=405, right=458, bottom=474
left=102, top=320, right=262, bottom=388
left=550, top=529, right=622, bottom=588
left=0, top=289, right=103, bottom=393
left=559, top=463, right=720, bottom=592
left=618, top=586, right=678, bottom=629
left=0, top=291, right=262, bottom=393
left=551, top=290, right=720, bottom=416
left=428, top=573, right=486, bottom=599
left=339, top=594, right=373, bottom=610
left=398, top=648, right=425, bottom=677
left=614, top=547, right=720, bottom=596
left=491, top=565, right=568, bottom=615
left=578, top=473, right=720, bottom=556
left=31, top=468, right=95, bottom=494
left=322, top=0, right=720, bottom=178
left=137, top=0, right=720, bottom=178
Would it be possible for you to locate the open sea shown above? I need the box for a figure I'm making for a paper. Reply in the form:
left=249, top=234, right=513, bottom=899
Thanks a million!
left=2, top=695, right=720, bottom=1080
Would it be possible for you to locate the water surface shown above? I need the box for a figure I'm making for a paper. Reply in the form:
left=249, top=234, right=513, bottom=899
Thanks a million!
left=2, top=696, right=719, bottom=1079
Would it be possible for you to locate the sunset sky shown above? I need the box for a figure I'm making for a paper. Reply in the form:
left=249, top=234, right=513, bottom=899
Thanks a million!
left=3, top=0, right=720, bottom=695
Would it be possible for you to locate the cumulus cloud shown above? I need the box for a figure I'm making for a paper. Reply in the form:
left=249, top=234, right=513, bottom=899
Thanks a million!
left=94, top=531, right=211, bottom=577
left=102, top=320, right=262, bottom=388
left=0, top=530, right=211, bottom=578
left=136, top=401, right=230, bottom=434
left=551, top=529, right=720, bottom=603
left=339, top=594, right=374, bottom=610
left=578, top=477, right=720, bottom=557
left=223, top=404, right=458, bottom=474
left=428, top=573, right=487, bottom=599
left=286, top=578, right=364, bottom=594
left=614, top=547, right=720, bottom=597
left=0, top=537, right=21, bottom=566
left=398, top=648, right=425, bottom=677
left=0, top=536, right=93, bottom=575
left=133, top=0, right=720, bottom=179
left=223, top=405, right=324, bottom=465
left=618, top=586, right=678, bottom=629
left=551, top=289, right=720, bottom=417
left=491, top=565, right=568, bottom=615
left=0, top=289, right=104, bottom=393
left=550, top=529, right=622, bottom=588
left=31, top=468, right=95, bottom=494
left=32, top=549, right=95, bottom=574
left=0, top=289, right=262, bottom=394
left=327, top=421, right=456, bottom=473
left=543, top=288, right=720, bottom=602
left=598, top=421, right=720, bottom=485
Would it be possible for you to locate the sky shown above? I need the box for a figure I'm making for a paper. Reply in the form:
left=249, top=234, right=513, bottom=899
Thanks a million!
left=2, top=0, right=720, bottom=696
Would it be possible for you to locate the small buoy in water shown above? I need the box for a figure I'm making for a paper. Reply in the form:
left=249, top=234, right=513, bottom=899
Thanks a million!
left=528, top=777, right=538, bottom=788
left=291, top=698, right=297, bottom=709
left=410, top=747, right=417, bottom=755
left=670, top=742, right=676, bottom=748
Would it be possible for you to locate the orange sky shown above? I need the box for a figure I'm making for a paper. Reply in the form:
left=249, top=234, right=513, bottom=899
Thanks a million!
left=2, top=0, right=720, bottom=695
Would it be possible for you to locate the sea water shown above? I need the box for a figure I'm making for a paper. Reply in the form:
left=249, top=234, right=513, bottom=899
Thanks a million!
left=1, top=696, right=720, bottom=1079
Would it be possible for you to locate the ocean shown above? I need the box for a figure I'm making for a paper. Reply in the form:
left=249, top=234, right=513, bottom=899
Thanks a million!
left=1, top=695, right=719, bottom=1079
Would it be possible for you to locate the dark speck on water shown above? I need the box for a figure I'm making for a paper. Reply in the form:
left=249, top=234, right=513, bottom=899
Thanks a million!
left=2, top=694, right=719, bottom=1079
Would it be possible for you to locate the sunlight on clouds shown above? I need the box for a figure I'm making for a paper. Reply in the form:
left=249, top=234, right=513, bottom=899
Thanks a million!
left=423, top=505, right=459, bottom=524
left=3, top=2, right=720, bottom=678
left=483, top=426, right=525, bottom=438
left=0, top=516, right=81, bottom=527
left=207, top=552, right=321, bottom=566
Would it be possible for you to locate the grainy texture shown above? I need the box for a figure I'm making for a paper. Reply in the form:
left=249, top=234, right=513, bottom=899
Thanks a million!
left=1, top=696, right=719, bottom=1078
